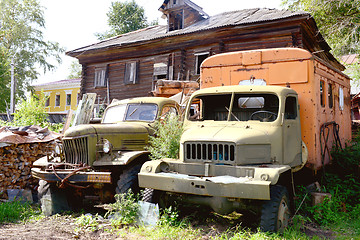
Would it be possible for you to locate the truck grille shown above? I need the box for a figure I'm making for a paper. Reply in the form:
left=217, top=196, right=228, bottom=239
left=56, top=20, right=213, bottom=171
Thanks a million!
left=63, top=137, right=89, bottom=166
left=184, top=142, right=235, bottom=164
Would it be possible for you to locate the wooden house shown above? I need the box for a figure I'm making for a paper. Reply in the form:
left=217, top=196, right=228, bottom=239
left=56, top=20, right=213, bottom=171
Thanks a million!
left=66, top=0, right=344, bottom=103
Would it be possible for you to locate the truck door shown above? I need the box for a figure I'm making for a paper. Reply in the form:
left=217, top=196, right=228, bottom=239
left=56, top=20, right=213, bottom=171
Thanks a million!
left=283, top=96, right=302, bottom=167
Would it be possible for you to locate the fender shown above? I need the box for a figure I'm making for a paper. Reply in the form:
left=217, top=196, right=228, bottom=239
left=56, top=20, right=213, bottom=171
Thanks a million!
left=93, top=150, right=150, bottom=166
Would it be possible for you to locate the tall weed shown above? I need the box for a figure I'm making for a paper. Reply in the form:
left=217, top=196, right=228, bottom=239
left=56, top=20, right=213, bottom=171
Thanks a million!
left=147, top=114, right=183, bottom=160
left=105, top=190, right=140, bottom=226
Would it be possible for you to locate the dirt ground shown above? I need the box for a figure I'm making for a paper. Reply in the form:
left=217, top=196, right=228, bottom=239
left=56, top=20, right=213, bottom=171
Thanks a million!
left=0, top=214, right=123, bottom=240
left=0, top=201, right=338, bottom=240
left=0, top=214, right=337, bottom=240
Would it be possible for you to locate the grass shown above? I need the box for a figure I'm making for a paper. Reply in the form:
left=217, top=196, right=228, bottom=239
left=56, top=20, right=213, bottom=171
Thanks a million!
left=0, top=201, right=42, bottom=224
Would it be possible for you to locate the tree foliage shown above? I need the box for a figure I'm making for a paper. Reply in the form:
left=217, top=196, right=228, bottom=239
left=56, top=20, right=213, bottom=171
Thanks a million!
left=67, top=60, right=82, bottom=79
left=282, top=0, right=360, bottom=56
left=0, top=0, right=64, bottom=106
left=96, top=0, right=156, bottom=40
left=0, top=48, right=10, bottom=112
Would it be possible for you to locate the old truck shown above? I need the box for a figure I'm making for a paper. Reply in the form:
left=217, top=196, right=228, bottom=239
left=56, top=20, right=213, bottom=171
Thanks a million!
left=138, top=48, right=351, bottom=231
left=31, top=97, right=179, bottom=215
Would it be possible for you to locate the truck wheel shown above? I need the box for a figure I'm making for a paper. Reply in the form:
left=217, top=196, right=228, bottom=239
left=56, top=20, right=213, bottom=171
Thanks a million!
left=37, top=180, right=70, bottom=216
left=260, top=185, right=291, bottom=232
left=116, top=164, right=142, bottom=195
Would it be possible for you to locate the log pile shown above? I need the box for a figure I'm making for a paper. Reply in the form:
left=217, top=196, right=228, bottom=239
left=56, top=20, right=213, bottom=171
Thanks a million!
left=0, top=142, right=54, bottom=193
left=0, top=125, right=61, bottom=199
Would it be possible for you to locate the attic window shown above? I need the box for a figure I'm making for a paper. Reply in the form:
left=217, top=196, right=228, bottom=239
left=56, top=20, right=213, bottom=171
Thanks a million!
left=195, top=52, right=209, bottom=75
left=168, top=12, right=183, bottom=31
left=124, top=61, right=139, bottom=85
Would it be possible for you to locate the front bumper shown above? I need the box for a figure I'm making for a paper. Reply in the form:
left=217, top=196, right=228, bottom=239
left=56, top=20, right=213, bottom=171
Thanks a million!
left=138, top=160, right=291, bottom=200
left=31, top=167, right=112, bottom=184
left=139, top=171, right=270, bottom=200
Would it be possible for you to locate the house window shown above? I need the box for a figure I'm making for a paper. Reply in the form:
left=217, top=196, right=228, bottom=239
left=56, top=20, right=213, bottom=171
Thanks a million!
left=94, top=65, right=108, bottom=88
left=45, top=97, right=50, bottom=107
left=66, top=94, right=71, bottom=106
left=320, top=80, right=325, bottom=107
left=328, top=83, right=333, bottom=108
left=124, top=61, right=139, bottom=85
left=55, top=94, right=60, bottom=107
left=195, top=52, right=209, bottom=75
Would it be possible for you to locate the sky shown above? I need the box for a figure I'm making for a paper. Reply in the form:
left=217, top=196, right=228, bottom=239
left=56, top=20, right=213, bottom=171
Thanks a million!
left=36, top=0, right=283, bottom=84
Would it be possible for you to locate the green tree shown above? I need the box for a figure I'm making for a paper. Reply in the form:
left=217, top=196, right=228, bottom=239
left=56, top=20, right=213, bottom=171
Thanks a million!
left=0, top=0, right=64, bottom=105
left=282, top=0, right=360, bottom=56
left=67, top=60, right=82, bottom=79
left=0, top=48, right=10, bottom=112
left=96, top=0, right=156, bottom=40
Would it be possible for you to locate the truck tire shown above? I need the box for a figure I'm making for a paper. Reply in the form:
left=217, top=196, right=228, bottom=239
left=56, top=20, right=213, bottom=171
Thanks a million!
left=116, top=164, right=142, bottom=195
left=260, top=185, right=291, bottom=232
left=37, top=180, right=70, bottom=216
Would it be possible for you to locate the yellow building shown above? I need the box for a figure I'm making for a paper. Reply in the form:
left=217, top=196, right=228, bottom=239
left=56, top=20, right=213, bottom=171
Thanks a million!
left=33, top=79, right=81, bottom=113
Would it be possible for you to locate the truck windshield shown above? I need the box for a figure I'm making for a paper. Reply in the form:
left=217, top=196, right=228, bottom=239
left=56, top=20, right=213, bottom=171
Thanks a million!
left=188, top=93, right=279, bottom=122
left=102, top=103, right=158, bottom=123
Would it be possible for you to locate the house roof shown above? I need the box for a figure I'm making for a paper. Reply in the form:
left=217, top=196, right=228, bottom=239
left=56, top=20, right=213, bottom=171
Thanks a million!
left=67, top=8, right=309, bottom=56
left=33, top=79, right=81, bottom=91
left=33, top=78, right=81, bottom=87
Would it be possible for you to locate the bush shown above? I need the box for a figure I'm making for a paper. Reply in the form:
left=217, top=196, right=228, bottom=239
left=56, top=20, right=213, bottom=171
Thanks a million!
left=13, top=93, right=48, bottom=127
left=147, top=114, right=183, bottom=160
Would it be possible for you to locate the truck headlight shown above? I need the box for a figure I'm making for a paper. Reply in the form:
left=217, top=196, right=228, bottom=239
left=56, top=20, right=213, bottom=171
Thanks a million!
left=103, top=139, right=112, bottom=154
left=54, top=142, right=63, bottom=155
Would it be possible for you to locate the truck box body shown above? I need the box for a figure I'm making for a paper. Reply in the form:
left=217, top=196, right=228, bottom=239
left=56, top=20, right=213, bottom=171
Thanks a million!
left=200, top=48, right=351, bottom=170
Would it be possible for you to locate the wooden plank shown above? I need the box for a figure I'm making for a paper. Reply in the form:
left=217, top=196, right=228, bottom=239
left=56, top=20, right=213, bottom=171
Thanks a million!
left=72, top=93, right=97, bottom=126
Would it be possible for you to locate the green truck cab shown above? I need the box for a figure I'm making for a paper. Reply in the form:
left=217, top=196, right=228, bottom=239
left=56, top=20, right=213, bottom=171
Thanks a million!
left=31, top=97, right=179, bottom=215
left=139, top=85, right=307, bottom=232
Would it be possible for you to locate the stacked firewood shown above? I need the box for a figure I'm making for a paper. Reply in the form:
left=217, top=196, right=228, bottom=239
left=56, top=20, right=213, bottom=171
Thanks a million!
left=0, top=142, right=54, bottom=193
